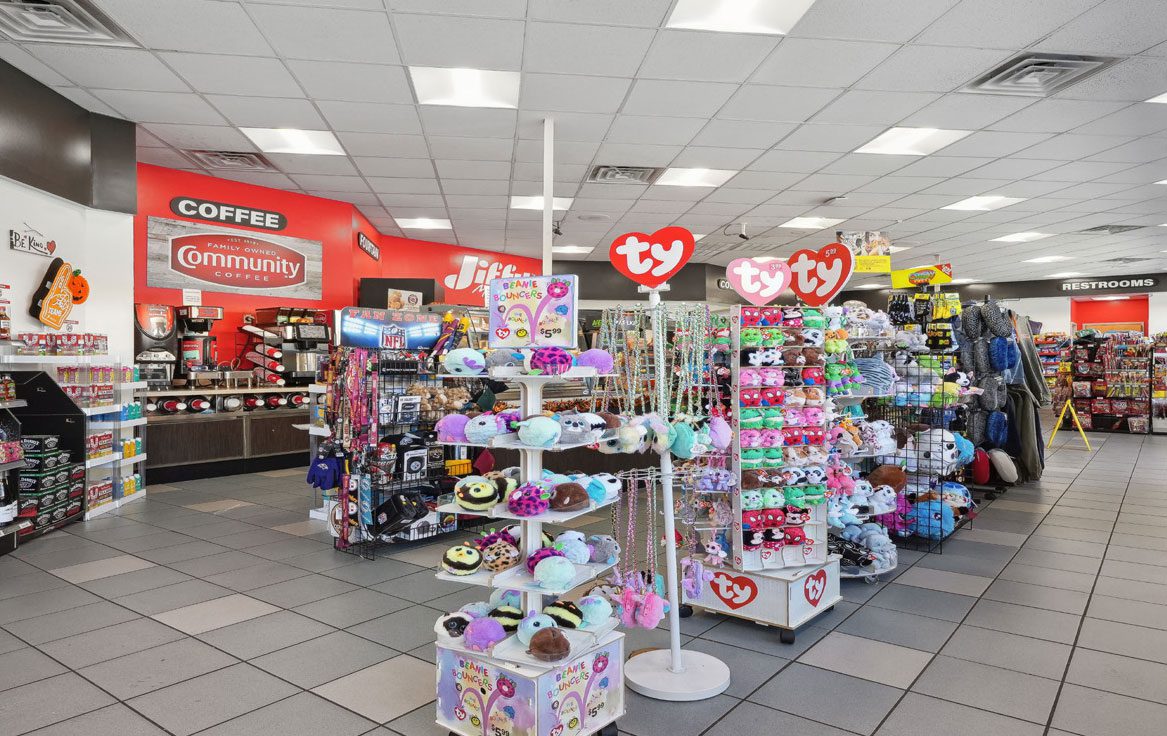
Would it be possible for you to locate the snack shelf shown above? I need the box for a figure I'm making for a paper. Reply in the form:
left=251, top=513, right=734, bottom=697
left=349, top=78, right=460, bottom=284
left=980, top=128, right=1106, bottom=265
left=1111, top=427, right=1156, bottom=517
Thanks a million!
left=0, top=459, right=26, bottom=472
left=84, top=452, right=122, bottom=469
left=88, top=418, right=148, bottom=429
left=79, top=404, right=123, bottom=416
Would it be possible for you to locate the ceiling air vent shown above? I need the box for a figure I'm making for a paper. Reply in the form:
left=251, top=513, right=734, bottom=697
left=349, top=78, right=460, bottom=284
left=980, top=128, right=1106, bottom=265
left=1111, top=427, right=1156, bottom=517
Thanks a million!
left=965, top=52, right=1117, bottom=97
left=182, top=150, right=276, bottom=172
left=1079, top=225, right=1145, bottom=235
left=587, top=165, right=663, bottom=185
left=0, top=0, right=135, bottom=46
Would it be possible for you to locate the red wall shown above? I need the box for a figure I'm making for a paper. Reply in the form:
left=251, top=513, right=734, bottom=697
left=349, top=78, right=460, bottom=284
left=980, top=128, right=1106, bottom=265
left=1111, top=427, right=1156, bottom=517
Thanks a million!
left=1070, top=295, right=1150, bottom=334
left=134, top=164, right=539, bottom=355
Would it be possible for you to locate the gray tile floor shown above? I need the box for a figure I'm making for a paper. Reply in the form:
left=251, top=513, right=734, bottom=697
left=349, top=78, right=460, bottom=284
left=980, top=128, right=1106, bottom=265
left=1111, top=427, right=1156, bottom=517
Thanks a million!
left=2, top=431, right=1167, bottom=736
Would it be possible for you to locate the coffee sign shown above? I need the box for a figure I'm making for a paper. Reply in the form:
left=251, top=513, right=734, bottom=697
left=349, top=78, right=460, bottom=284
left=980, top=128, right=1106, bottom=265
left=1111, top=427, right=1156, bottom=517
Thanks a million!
left=170, top=197, right=287, bottom=231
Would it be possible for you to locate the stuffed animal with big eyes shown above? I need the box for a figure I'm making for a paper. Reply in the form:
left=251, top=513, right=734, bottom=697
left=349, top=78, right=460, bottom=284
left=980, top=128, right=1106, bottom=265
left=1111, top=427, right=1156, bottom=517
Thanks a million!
left=782, top=308, right=803, bottom=326
left=783, top=526, right=807, bottom=546
left=760, top=368, right=784, bottom=386
left=783, top=427, right=807, bottom=446
left=760, top=429, right=783, bottom=448
left=760, top=387, right=784, bottom=406
left=739, top=368, right=762, bottom=387
left=782, top=348, right=805, bottom=366
left=781, top=466, right=807, bottom=486
left=759, top=307, right=782, bottom=326
left=740, top=429, right=762, bottom=448
left=803, top=465, right=827, bottom=484
left=741, top=307, right=762, bottom=326
left=801, top=328, right=824, bottom=347
left=740, top=388, right=762, bottom=407
left=784, top=408, right=805, bottom=426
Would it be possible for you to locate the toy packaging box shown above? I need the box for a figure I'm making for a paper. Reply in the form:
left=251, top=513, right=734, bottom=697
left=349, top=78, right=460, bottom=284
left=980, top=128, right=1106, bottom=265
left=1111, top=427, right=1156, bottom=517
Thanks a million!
left=683, top=558, right=841, bottom=630
left=437, top=632, right=624, bottom=736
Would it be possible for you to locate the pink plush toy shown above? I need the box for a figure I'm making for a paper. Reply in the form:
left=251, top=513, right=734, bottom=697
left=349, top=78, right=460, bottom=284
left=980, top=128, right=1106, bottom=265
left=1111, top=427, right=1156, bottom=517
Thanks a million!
left=784, top=408, right=805, bottom=426
left=436, top=414, right=470, bottom=442
left=619, top=588, right=666, bottom=629
left=760, top=429, right=783, bottom=448
left=803, top=407, right=824, bottom=425
left=739, top=369, right=762, bottom=387
left=827, top=462, right=856, bottom=495
left=760, top=368, right=785, bottom=386
left=875, top=491, right=912, bottom=536
left=739, top=429, right=762, bottom=448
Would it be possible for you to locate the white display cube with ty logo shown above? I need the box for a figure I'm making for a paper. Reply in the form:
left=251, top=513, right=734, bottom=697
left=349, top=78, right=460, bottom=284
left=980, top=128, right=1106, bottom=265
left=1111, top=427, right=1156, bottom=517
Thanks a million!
left=683, top=557, right=841, bottom=634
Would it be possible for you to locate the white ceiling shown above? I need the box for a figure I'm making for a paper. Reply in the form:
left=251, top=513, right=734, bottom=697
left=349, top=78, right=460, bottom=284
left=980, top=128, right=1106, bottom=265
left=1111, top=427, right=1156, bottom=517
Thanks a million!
left=4, top=0, right=1167, bottom=284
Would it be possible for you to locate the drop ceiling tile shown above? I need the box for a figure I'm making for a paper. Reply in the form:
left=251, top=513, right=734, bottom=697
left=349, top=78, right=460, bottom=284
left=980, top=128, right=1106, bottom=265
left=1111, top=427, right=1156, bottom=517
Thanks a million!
left=156, top=53, right=295, bottom=98
left=421, top=107, right=516, bottom=138
left=1016, top=134, right=1133, bottom=161
left=515, top=140, right=599, bottom=164
left=920, top=178, right=1013, bottom=196
left=1048, top=182, right=1145, bottom=200
left=385, top=208, right=450, bottom=221
left=703, top=189, right=776, bottom=205
left=813, top=89, right=939, bottom=124
left=629, top=200, right=693, bottom=215
left=621, top=79, right=738, bottom=118
left=527, top=0, right=671, bottom=26
left=28, top=46, right=187, bottom=92
left=749, top=150, right=844, bottom=173
left=791, top=0, right=960, bottom=43
left=445, top=209, right=506, bottom=223
left=752, top=38, right=898, bottom=87
left=937, top=131, right=1052, bottom=157
left=669, top=147, right=767, bottom=169
left=265, top=154, right=358, bottom=175
left=91, top=90, right=225, bottom=125
left=639, top=30, right=778, bottom=82
left=98, top=0, right=274, bottom=55
left=1061, top=56, right=1167, bottom=103
left=246, top=5, right=398, bottom=63
left=722, top=171, right=807, bottom=190
left=352, top=158, right=436, bottom=178
left=773, top=124, right=887, bottom=152
left=433, top=160, right=512, bottom=180
left=1034, top=0, right=1167, bottom=55
left=392, top=13, right=524, bottom=69
left=819, top=153, right=917, bottom=175
left=524, top=22, right=654, bottom=77
left=511, top=162, right=588, bottom=182
left=378, top=194, right=446, bottom=208
left=1094, top=160, right=1167, bottom=184
left=368, top=177, right=441, bottom=194
left=592, top=142, right=681, bottom=167
left=289, top=174, right=370, bottom=192
left=318, top=101, right=421, bottom=134
left=1072, top=105, right=1167, bottom=136
left=0, top=43, right=69, bottom=86
left=141, top=123, right=257, bottom=150
left=988, top=99, right=1130, bottom=133
left=423, top=137, right=513, bottom=161
left=991, top=180, right=1074, bottom=197
left=575, top=183, right=647, bottom=200
left=307, top=191, right=381, bottom=206
left=1087, top=138, right=1167, bottom=163
left=793, top=173, right=878, bottom=192
left=917, top=0, right=1100, bottom=48
left=443, top=195, right=509, bottom=209
left=136, top=128, right=168, bottom=148
left=137, top=147, right=195, bottom=169
left=336, top=132, right=428, bottom=158
left=856, top=176, right=946, bottom=194
left=686, top=202, right=753, bottom=217
left=689, top=120, right=796, bottom=149
left=966, top=157, right=1068, bottom=179
left=508, top=180, right=579, bottom=197
left=901, top=93, right=1037, bottom=129
left=605, top=115, right=704, bottom=145
left=285, top=60, right=412, bottom=104
left=521, top=74, right=632, bottom=114
left=857, top=45, right=1011, bottom=93
left=719, top=85, right=841, bottom=122
left=212, top=170, right=299, bottom=189
left=52, top=87, right=122, bottom=117
left=207, top=95, right=325, bottom=128
left=1030, top=160, right=1138, bottom=182
left=640, top=186, right=714, bottom=202
left=252, top=0, right=387, bottom=8
left=438, top=176, right=508, bottom=192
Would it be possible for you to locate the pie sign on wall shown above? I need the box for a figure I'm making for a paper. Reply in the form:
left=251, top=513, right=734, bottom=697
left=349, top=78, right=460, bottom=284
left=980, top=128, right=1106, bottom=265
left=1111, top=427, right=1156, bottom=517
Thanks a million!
left=608, top=226, right=695, bottom=289
left=724, top=243, right=855, bottom=308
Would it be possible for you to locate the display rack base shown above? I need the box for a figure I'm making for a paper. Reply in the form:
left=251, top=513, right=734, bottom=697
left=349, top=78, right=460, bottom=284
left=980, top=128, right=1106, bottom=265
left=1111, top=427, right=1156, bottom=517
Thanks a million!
left=624, top=649, right=731, bottom=702
left=681, top=557, right=841, bottom=643
left=436, top=632, right=624, bottom=736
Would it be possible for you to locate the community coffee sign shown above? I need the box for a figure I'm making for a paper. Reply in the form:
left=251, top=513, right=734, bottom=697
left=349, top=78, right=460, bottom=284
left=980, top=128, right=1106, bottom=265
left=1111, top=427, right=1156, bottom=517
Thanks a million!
left=170, top=197, right=286, bottom=231
left=146, top=217, right=322, bottom=299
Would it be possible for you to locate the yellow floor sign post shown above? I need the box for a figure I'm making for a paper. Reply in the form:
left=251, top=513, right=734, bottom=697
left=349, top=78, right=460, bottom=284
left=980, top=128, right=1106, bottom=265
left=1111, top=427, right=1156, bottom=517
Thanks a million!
left=1047, top=399, right=1091, bottom=451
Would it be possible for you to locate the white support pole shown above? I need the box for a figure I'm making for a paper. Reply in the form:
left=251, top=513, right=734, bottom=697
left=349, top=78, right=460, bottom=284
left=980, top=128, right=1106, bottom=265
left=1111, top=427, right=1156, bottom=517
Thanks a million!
left=542, top=116, right=554, bottom=276
left=624, top=285, right=731, bottom=701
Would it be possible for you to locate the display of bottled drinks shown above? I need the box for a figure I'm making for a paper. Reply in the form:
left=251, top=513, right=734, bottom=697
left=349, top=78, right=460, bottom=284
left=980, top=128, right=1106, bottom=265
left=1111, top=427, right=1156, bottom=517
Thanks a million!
left=144, top=392, right=316, bottom=415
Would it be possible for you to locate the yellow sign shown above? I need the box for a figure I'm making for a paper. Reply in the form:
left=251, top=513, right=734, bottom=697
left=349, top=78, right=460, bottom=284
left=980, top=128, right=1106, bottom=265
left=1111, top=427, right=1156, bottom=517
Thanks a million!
left=856, top=255, right=891, bottom=273
left=890, top=263, right=953, bottom=289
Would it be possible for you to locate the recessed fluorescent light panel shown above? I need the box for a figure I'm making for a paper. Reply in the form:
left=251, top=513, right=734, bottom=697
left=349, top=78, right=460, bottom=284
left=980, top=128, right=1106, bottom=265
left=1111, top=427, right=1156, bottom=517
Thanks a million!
left=1023, top=255, right=1073, bottom=263
left=949, top=278, right=979, bottom=284
left=1147, top=93, right=1167, bottom=103
left=1094, top=295, right=1130, bottom=301
left=510, top=196, right=573, bottom=211
left=693, top=233, right=707, bottom=241
left=395, top=218, right=451, bottom=229
left=654, top=168, right=738, bottom=187
left=552, top=245, right=592, bottom=254
left=854, top=127, right=971, bottom=156
left=992, top=232, right=1053, bottom=243
left=239, top=128, right=344, bottom=155
left=409, top=66, right=520, bottom=109
left=665, top=0, right=817, bottom=34
left=780, top=217, right=845, bottom=229
left=854, top=283, right=885, bottom=290
left=942, top=195, right=1026, bottom=211
left=1047, top=272, right=1082, bottom=278
left=887, top=245, right=911, bottom=253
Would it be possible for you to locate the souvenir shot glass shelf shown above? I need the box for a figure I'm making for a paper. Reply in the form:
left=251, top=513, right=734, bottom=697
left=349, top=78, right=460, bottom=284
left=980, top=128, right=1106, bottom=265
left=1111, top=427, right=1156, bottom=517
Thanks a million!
left=435, top=366, right=624, bottom=736
left=682, top=305, right=840, bottom=644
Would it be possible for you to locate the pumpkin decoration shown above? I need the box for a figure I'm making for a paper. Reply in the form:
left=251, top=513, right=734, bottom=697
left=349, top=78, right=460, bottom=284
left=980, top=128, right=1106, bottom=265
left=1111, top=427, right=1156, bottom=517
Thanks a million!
left=69, top=270, right=89, bottom=304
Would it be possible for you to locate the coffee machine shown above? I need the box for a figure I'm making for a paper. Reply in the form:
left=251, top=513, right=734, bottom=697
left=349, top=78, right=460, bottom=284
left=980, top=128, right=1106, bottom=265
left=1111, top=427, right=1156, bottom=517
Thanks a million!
left=134, top=304, right=178, bottom=387
left=176, top=306, right=224, bottom=378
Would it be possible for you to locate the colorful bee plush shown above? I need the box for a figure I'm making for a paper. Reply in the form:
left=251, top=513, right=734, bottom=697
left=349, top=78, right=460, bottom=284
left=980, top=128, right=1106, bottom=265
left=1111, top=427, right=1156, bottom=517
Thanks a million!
left=454, top=476, right=500, bottom=512
left=441, top=545, right=483, bottom=576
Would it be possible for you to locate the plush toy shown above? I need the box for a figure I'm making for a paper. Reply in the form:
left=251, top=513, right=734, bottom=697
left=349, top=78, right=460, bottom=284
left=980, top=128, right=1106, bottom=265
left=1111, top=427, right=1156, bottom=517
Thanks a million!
left=619, top=587, right=666, bottom=629
left=739, top=408, right=763, bottom=429
left=575, top=348, right=614, bottom=374
left=702, top=540, right=728, bottom=566
left=454, top=476, right=500, bottom=512
left=761, top=327, right=785, bottom=347
left=436, top=414, right=470, bottom=443
left=459, top=601, right=493, bottom=619
left=782, top=307, right=803, bottom=327
left=481, top=539, right=522, bottom=572
left=584, top=473, right=621, bottom=503
left=486, top=349, right=523, bottom=369
left=434, top=612, right=473, bottom=642
left=740, top=328, right=763, bottom=347
left=867, top=464, right=908, bottom=493
left=801, top=328, right=824, bottom=347
left=517, top=611, right=558, bottom=646
left=465, top=412, right=509, bottom=444
left=907, top=498, right=955, bottom=540
left=759, top=307, right=782, bottom=325
left=555, top=413, right=602, bottom=444
left=443, top=348, right=486, bottom=375
left=463, top=616, right=507, bottom=652
left=781, top=348, right=805, bottom=366
left=587, top=534, right=621, bottom=565
left=577, top=595, right=614, bottom=627
left=543, top=600, right=583, bottom=629
left=802, top=308, right=826, bottom=329
left=441, top=545, right=483, bottom=575
left=527, top=346, right=575, bottom=375
left=516, top=415, right=562, bottom=448
left=534, top=555, right=577, bottom=589
left=527, top=626, right=571, bottom=662
left=707, top=415, right=733, bottom=450
left=508, top=481, right=553, bottom=517
left=489, top=588, right=521, bottom=609
left=552, top=533, right=591, bottom=564
left=763, top=407, right=784, bottom=429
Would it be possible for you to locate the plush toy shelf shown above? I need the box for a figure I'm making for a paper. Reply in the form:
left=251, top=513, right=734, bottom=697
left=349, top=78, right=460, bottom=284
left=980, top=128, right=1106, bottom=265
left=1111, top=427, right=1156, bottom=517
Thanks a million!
left=490, top=559, right=617, bottom=596
left=440, top=432, right=611, bottom=453
left=436, top=493, right=619, bottom=523
left=487, top=366, right=602, bottom=381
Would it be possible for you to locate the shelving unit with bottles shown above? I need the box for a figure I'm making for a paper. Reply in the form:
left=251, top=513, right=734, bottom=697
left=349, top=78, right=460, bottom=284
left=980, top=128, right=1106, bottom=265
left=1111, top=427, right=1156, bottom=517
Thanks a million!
left=1035, top=332, right=1071, bottom=392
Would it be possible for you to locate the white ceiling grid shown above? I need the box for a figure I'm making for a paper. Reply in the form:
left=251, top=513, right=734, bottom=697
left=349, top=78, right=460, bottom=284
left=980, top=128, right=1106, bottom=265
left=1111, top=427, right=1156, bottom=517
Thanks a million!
left=0, top=0, right=1165, bottom=281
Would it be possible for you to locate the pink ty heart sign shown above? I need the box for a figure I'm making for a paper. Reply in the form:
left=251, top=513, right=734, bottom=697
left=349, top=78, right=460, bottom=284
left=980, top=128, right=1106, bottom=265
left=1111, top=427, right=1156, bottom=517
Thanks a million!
left=726, top=258, right=792, bottom=306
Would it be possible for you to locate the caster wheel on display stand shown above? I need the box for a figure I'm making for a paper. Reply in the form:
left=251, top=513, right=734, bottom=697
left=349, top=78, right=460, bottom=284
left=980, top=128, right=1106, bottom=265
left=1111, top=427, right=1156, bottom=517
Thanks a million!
left=779, top=628, right=796, bottom=645
left=679, top=604, right=694, bottom=618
